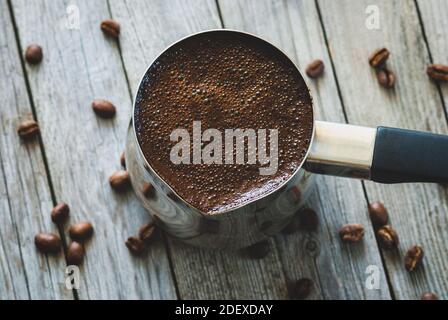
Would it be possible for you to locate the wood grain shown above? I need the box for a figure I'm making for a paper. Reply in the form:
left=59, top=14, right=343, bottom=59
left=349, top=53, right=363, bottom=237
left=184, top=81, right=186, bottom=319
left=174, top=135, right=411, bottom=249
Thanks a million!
left=318, top=0, right=448, bottom=299
left=109, top=0, right=291, bottom=299
left=0, top=0, right=71, bottom=299
left=218, top=0, right=391, bottom=299
left=10, top=0, right=176, bottom=299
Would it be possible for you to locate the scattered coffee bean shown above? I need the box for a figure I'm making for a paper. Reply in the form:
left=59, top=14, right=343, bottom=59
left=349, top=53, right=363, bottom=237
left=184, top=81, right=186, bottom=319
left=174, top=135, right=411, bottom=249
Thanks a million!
left=69, top=221, right=94, bottom=242
left=421, top=292, right=438, bottom=300
left=369, top=48, right=390, bottom=68
left=427, top=64, right=448, bottom=82
left=34, top=233, right=61, bottom=254
left=298, top=208, right=319, bottom=232
left=92, top=99, right=116, bottom=118
left=109, top=170, right=130, bottom=191
left=100, top=19, right=120, bottom=38
left=376, top=68, right=396, bottom=88
left=306, top=59, right=325, bottom=78
left=17, top=120, right=39, bottom=141
left=290, top=278, right=313, bottom=300
left=368, top=201, right=388, bottom=228
left=339, top=224, right=365, bottom=243
left=377, top=225, right=399, bottom=249
left=120, top=151, right=126, bottom=168
left=282, top=214, right=301, bottom=234
left=404, top=245, right=424, bottom=272
left=25, top=44, right=43, bottom=64
left=142, top=182, right=155, bottom=198
left=139, top=222, right=156, bottom=243
left=67, top=241, right=85, bottom=266
left=51, top=202, right=70, bottom=224
left=126, top=236, right=145, bottom=255
left=246, top=240, right=270, bottom=259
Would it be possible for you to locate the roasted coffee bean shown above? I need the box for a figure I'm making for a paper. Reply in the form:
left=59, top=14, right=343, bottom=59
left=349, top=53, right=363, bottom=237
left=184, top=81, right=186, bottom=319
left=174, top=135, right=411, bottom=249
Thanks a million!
left=421, top=292, right=438, bottom=300
left=34, top=233, right=61, bottom=254
left=92, top=99, right=116, bottom=118
left=306, top=59, right=325, bottom=78
left=369, top=48, right=390, bottom=68
left=368, top=201, right=388, bottom=228
left=377, top=225, right=399, bottom=249
left=404, top=245, right=424, bottom=272
left=17, top=120, right=39, bottom=140
left=139, top=222, right=156, bottom=243
left=377, top=68, right=396, bottom=88
left=298, top=208, right=319, bottom=232
left=67, top=242, right=85, bottom=265
left=126, top=236, right=145, bottom=255
left=25, top=44, right=43, bottom=64
left=120, top=151, right=126, bottom=168
left=246, top=240, right=270, bottom=259
left=109, top=170, right=130, bottom=191
left=51, top=202, right=70, bottom=224
left=290, top=278, right=313, bottom=300
left=69, top=221, right=94, bottom=242
left=339, top=224, right=365, bottom=243
left=142, top=182, right=155, bottom=198
left=282, top=214, right=301, bottom=234
left=101, top=19, right=120, bottom=38
left=427, top=64, right=448, bottom=82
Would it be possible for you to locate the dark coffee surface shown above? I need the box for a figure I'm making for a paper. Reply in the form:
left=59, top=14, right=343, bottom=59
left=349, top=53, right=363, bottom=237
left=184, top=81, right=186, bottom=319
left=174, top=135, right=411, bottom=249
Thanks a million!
left=135, top=32, right=313, bottom=214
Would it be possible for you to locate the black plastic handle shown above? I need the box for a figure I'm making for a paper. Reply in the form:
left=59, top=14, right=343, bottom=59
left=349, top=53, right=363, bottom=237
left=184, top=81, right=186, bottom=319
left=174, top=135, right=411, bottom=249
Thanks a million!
left=371, top=126, right=448, bottom=183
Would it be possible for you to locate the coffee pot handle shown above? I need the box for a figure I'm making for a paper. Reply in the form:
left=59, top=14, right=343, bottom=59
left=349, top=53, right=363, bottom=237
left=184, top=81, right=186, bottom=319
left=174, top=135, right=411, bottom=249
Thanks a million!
left=304, top=121, right=448, bottom=183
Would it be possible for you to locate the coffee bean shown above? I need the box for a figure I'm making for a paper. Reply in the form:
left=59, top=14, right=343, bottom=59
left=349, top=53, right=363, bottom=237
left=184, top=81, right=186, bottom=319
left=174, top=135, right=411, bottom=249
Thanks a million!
left=404, top=245, right=424, bottom=272
left=369, top=48, right=390, bottom=68
left=427, top=64, right=448, bottom=82
left=67, top=242, right=85, bottom=265
left=246, top=240, right=270, bottom=259
left=17, top=120, right=39, bottom=141
left=306, top=59, right=325, bottom=78
left=100, top=19, right=120, bottom=38
left=51, top=202, right=70, bottom=224
left=339, top=224, right=365, bottom=243
left=139, top=222, right=156, bottom=243
left=376, top=68, right=396, bottom=88
left=290, top=278, right=313, bottom=300
left=92, top=99, right=116, bottom=118
left=120, top=151, right=126, bottom=168
left=69, top=221, right=94, bottom=242
left=368, top=201, right=388, bottom=228
left=298, top=208, right=319, bottom=232
left=282, top=214, right=301, bottom=234
left=126, top=236, right=145, bottom=255
left=377, top=225, right=399, bottom=249
left=25, top=44, right=43, bottom=64
left=142, top=182, right=155, bottom=198
left=109, top=170, right=130, bottom=191
left=35, top=233, right=61, bottom=254
left=421, top=292, right=438, bottom=300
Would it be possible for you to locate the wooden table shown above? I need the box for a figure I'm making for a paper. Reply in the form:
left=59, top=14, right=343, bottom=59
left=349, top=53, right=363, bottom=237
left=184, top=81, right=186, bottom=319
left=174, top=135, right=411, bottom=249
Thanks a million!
left=1, top=0, right=447, bottom=300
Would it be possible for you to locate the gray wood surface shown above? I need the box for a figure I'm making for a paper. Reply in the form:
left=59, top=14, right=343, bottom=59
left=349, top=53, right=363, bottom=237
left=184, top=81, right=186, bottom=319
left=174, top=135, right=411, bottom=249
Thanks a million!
left=10, top=0, right=176, bottom=299
left=110, top=0, right=291, bottom=299
left=218, top=0, right=390, bottom=299
left=0, top=0, right=70, bottom=299
left=2, top=0, right=447, bottom=300
left=318, top=0, right=448, bottom=299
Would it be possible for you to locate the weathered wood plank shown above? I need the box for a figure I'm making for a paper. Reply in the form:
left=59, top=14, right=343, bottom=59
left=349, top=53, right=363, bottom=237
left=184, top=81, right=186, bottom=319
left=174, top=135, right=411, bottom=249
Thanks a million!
left=109, top=0, right=291, bottom=299
left=0, top=0, right=71, bottom=299
left=11, top=0, right=177, bottom=299
left=319, top=0, right=448, bottom=299
left=416, top=0, right=448, bottom=115
left=218, top=0, right=391, bottom=299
